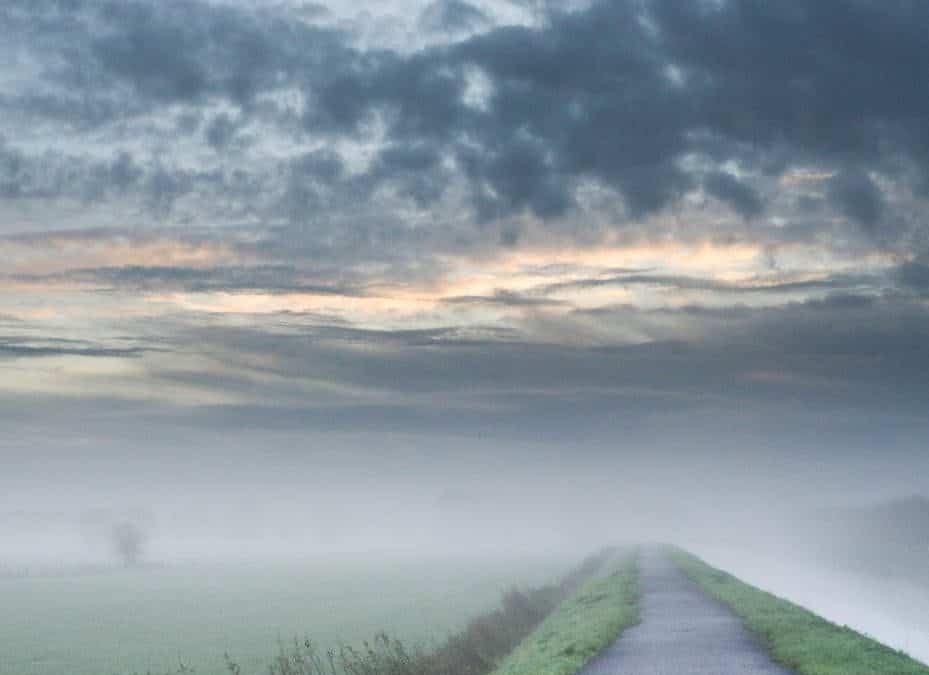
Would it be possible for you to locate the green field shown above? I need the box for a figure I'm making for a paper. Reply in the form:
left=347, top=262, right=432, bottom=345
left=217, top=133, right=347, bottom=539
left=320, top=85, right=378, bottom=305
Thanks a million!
left=0, top=555, right=569, bottom=675
left=670, top=549, right=929, bottom=675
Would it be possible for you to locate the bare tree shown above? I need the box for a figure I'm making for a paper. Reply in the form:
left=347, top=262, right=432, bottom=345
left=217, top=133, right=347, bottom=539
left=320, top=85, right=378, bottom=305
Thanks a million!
left=111, top=521, right=146, bottom=567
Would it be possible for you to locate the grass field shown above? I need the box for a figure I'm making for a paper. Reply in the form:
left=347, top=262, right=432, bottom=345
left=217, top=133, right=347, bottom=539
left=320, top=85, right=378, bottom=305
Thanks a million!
left=489, top=550, right=639, bottom=675
left=670, top=549, right=929, bottom=675
left=0, top=555, right=568, bottom=675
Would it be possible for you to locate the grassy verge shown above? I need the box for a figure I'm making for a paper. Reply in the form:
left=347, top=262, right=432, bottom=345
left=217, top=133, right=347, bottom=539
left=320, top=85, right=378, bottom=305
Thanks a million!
left=489, top=550, right=639, bottom=675
left=669, top=548, right=929, bottom=675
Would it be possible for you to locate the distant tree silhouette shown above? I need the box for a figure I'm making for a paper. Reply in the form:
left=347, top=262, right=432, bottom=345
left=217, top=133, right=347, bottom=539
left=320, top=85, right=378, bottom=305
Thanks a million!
left=111, top=521, right=146, bottom=567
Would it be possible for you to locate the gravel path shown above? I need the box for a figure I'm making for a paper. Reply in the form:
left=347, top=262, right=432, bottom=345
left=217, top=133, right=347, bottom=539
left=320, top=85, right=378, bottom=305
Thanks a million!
left=578, top=548, right=795, bottom=675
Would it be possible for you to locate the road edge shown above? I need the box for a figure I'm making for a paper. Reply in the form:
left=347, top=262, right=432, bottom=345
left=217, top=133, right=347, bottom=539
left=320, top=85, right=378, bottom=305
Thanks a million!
left=669, top=547, right=929, bottom=675
left=489, top=548, right=640, bottom=675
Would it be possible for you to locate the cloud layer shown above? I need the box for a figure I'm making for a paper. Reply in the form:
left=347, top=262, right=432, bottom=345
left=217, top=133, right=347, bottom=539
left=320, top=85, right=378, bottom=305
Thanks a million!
left=1, top=0, right=928, bottom=460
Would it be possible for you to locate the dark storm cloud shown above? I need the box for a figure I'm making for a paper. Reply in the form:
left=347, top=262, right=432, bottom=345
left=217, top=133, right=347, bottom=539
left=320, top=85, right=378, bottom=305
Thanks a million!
left=288, top=0, right=929, bottom=225
left=4, top=0, right=929, bottom=244
left=0, top=137, right=143, bottom=204
left=362, top=143, right=451, bottom=207
left=0, top=139, right=30, bottom=200
left=146, top=165, right=193, bottom=216
left=278, top=149, right=350, bottom=222
left=649, top=0, right=929, bottom=159
left=896, top=260, right=929, bottom=295
left=797, top=292, right=877, bottom=311
left=458, top=1, right=695, bottom=217
left=83, top=1, right=347, bottom=107
left=703, top=172, right=764, bottom=219
left=828, top=170, right=885, bottom=231
left=0, top=139, right=224, bottom=218
left=0, top=91, right=132, bottom=131
left=107, top=151, right=143, bottom=192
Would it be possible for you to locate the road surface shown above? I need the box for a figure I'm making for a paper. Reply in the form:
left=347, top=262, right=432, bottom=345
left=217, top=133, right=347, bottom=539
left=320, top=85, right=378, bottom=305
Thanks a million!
left=578, top=548, right=794, bottom=675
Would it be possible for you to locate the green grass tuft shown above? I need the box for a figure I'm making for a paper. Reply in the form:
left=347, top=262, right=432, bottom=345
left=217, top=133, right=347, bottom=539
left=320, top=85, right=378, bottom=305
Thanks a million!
left=669, top=548, right=929, bottom=675
left=489, top=551, right=639, bottom=675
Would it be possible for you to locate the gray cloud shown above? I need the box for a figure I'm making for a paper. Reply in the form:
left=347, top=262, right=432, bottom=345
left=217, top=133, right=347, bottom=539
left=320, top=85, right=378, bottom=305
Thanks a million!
left=112, top=292, right=926, bottom=442
left=1, top=0, right=929, bottom=461
left=2, top=291, right=928, bottom=457
left=419, top=0, right=490, bottom=34
left=703, top=171, right=764, bottom=219
left=15, top=264, right=364, bottom=296
left=81, top=1, right=346, bottom=107
left=204, top=113, right=243, bottom=150
left=0, top=336, right=148, bottom=359
left=146, top=165, right=193, bottom=216
left=828, top=169, right=885, bottom=231
left=897, top=260, right=929, bottom=295
left=2, top=0, right=929, bottom=255
left=537, top=271, right=876, bottom=297
left=443, top=289, right=568, bottom=307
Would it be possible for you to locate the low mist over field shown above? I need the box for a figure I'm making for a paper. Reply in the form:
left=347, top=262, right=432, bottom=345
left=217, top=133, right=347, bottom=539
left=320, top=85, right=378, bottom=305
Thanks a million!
left=2, top=0, right=929, bottom=672
left=4, top=424, right=927, bottom=572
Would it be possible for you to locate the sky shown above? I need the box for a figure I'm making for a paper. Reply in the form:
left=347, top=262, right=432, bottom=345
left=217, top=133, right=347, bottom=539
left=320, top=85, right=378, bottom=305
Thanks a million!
left=2, top=0, right=929, bottom=556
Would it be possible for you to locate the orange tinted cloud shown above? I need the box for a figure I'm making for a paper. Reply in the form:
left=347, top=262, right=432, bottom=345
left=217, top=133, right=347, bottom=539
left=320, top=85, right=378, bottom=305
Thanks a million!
left=148, top=239, right=767, bottom=323
left=8, top=234, right=240, bottom=277
left=4, top=235, right=899, bottom=331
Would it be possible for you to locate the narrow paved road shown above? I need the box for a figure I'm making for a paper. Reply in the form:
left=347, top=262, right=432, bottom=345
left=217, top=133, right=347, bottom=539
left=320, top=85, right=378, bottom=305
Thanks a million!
left=579, top=549, right=795, bottom=675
